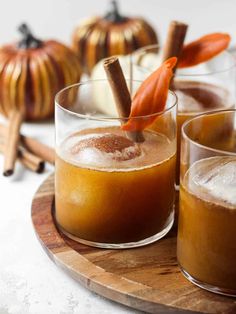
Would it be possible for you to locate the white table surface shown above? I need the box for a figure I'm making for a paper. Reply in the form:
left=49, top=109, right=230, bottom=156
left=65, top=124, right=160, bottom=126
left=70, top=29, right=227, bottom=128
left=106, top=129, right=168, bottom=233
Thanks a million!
left=0, top=120, right=141, bottom=314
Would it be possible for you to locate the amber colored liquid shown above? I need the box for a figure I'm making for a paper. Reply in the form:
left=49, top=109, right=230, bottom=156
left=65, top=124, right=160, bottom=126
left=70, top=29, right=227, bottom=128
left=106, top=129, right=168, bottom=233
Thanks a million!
left=180, top=113, right=235, bottom=183
left=55, top=127, right=176, bottom=244
left=174, top=80, right=233, bottom=184
left=177, top=157, right=236, bottom=292
left=201, top=122, right=236, bottom=153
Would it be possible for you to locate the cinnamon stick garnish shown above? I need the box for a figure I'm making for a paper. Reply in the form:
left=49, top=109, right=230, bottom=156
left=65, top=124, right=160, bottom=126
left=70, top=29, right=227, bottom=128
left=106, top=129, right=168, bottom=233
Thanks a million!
left=103, top=57, right=144, bottom=143
left=0, top=139, right=45, bottom=174
left=0, top=123, right=55, bottom=165
left=3, top=110, right=24, bottom=176
left=162, top=21, right=188, bottom=70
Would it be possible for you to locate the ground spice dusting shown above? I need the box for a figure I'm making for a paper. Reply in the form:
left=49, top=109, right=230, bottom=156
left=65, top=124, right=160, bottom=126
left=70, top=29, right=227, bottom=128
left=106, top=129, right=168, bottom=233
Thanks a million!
left=70, top=134, right=142, bottom=161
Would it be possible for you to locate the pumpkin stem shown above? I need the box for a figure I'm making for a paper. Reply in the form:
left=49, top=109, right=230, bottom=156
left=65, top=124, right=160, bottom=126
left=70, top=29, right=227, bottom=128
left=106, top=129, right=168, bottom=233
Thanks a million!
left=104, top=0, right=127, bottom=23
left=18, top=23, right=42, bottom=49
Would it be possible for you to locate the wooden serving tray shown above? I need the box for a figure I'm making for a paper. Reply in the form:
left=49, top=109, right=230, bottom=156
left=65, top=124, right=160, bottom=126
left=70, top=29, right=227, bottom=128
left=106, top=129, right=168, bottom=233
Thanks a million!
left=31, top=174, right=236, bottom=314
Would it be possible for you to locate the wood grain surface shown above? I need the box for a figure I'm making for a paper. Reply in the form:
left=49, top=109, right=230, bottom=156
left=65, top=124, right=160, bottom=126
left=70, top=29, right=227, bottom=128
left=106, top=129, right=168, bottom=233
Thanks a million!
left=31, top=174, right=236, bottom=314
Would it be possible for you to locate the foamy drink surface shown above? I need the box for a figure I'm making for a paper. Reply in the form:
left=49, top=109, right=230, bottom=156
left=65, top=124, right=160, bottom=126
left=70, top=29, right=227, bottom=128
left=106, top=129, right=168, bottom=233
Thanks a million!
left=58, top=127, right=175, bottom=171
left=175, top=81, right=231, bottom=113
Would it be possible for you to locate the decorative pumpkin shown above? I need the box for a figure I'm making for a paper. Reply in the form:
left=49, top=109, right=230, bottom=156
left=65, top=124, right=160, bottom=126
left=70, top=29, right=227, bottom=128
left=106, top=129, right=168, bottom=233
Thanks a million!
left=72, top=0, right=158, bottom=74
left=0, top=24, right=81, bottom=121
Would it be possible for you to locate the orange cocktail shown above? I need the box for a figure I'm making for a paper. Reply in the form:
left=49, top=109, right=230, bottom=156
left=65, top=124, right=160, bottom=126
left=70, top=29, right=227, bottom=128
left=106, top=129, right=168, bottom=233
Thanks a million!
left=177, top=110, right=236, bottom=296
left=175, top=80, right=234, bottom=182
left=179, top=156, right=236, bottom=294
left=56, top=126, right=176, bottom=245
left=55, top=79, right=177, bottom=248
left=131, top=46, right=236, bottom=184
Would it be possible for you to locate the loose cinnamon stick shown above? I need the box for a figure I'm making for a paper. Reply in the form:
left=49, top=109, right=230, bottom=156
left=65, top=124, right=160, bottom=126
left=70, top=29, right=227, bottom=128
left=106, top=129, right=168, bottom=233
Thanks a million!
left=162, top=21, right=188, bottom=70
left=18, top=148, right=45, bottom=173
left=20, top=136, right=55, bottom=165
left=103, top=57, right=144, bottom=143
left=3, top=110, right=24, bottom=176
left=0, top=139, right=45, bottom=173
left=0, top=123, right=55, bottom=165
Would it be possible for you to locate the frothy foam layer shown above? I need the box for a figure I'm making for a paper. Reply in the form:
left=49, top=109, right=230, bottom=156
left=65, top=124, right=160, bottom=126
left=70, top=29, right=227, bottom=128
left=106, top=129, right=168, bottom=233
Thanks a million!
left=58, top=127, right=175, bottom=171
left=186, top=156, right=236, bottom=207
left=70, top=133, right=142, bottom=162
left=174, top=81, right=230, bottom=113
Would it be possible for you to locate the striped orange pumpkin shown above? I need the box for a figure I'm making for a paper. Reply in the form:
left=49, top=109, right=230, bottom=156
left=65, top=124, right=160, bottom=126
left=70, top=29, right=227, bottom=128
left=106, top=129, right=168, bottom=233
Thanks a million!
left=0, top=24, right=81, bottom=121
left=72, top=1, right=158, bottom=74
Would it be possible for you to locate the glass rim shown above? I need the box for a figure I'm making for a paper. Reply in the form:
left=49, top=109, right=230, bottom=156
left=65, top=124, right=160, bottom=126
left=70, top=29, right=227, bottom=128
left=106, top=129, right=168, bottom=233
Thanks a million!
left=182, top=109, right=236, bottom=156
left=132, top=44, right=236, bottom=77
left=55, top=79, right=178, bottom=122
left=178, top=104, right=234, bottom=117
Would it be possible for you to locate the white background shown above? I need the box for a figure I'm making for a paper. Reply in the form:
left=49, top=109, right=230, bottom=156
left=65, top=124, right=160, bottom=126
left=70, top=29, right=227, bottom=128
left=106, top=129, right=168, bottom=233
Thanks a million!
left=0, top=0, right=236, bottom=47
left=0, top=1, right=236, bottom=314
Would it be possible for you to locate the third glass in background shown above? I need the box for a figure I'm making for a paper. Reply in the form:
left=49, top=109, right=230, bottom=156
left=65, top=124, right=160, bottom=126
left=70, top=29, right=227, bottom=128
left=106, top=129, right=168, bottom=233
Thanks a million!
left=131, top=44, right=236, bottom=184
left=177, top=110, right=236, bottom=297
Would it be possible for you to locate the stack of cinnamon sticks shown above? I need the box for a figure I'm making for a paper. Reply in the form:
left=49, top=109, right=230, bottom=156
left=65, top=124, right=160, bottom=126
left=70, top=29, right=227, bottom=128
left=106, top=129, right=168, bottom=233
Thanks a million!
left=0, top=120, right=55, bottom=177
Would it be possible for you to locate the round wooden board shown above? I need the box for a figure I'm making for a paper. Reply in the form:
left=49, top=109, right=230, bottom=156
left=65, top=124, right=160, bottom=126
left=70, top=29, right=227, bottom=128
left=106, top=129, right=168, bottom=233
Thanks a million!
left=31, top=174, right=236, bottom=314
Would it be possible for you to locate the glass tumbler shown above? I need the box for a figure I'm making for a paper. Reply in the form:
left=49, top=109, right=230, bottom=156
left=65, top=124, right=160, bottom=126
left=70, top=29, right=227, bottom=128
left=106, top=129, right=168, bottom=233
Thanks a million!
left=55, top=80, right=177, bottom=249
left=177, top=109, right=236, bottom=296
left=132, top=44, right=236, bottom=184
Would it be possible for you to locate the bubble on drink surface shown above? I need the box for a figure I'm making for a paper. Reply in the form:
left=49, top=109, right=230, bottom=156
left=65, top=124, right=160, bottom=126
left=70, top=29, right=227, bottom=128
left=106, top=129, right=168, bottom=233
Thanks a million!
left=189, top=156, right=236, bottom=207
left=69, top=133, right=142, bottom=166
left=176, top=90, right=204, bottom=112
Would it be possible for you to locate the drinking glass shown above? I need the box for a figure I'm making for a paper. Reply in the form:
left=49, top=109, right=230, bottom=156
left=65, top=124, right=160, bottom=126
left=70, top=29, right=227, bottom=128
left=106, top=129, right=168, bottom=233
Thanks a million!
left=55, top=79, right=177, bottom=249
left=177, top=109, right=236, bottom=296
left=132, top=44, right=236, bottom=184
